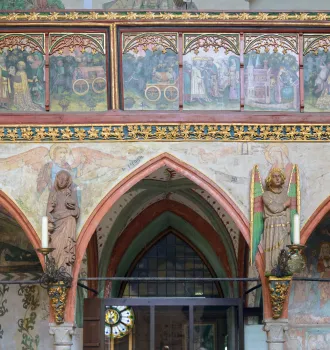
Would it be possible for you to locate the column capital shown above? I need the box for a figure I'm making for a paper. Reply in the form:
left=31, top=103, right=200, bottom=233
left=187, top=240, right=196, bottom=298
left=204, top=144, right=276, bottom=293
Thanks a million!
left=49, top=323, right=76, bottom=350
left=263, top=319, right=289, bottom=350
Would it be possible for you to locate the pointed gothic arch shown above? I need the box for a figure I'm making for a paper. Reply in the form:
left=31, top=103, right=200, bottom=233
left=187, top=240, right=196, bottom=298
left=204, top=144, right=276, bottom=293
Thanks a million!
left=67, top=153, right=257, bottom=322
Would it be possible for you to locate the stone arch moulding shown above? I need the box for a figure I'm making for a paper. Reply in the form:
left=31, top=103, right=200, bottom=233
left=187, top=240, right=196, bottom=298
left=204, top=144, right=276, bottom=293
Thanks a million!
left=301, top=196, right=330, bottom=244
left=67, top=152, right=260, bottom=322
left=0, top=190, right=43, bottom=266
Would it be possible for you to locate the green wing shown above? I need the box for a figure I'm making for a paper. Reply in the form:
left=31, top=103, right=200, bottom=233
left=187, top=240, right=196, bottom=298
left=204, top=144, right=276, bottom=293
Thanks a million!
left=287, top=164, right=300, bottom=243
left=250, top=165, right=264, bottom=264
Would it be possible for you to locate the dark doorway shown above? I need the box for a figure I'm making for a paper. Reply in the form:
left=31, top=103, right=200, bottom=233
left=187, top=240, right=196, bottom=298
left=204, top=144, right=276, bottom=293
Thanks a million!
left=83, top=297, right=244, bottom=350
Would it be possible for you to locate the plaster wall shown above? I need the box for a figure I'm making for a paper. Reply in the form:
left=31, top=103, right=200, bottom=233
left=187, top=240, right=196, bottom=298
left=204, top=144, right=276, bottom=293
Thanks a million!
left=0, top=280, right=83, bottom=350
left=0, top=142, right=327, bottom=241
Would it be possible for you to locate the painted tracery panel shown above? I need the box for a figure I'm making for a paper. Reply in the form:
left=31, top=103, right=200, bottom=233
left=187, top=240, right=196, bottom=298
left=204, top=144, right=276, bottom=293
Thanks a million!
left=244, top=34, right=299, bottom=112
left=122, top=32, right=179, bottom=110
left=183, top=33, right=240, bottom=111
left=0, top=34, right=45, bottom=113
left=303, top=34, right=330, bottom=112
left=49, top=33, right=107, bottom=112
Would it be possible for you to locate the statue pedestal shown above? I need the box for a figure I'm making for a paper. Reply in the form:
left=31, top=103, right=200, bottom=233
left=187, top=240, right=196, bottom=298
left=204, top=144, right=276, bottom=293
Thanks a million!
left=49, top=323, right=76, bottom=350
left=263, top=319, right=288, bottom=350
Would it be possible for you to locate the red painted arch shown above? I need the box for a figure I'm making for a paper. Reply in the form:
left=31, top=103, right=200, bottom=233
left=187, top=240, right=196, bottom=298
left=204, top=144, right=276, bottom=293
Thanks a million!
left=105, top=199, right=233, bottom=293
left=65, top=153, right=252, bottom=322
left=301, top=196, right=330, bottom=245
left=0, top=190, right=43, bottom=266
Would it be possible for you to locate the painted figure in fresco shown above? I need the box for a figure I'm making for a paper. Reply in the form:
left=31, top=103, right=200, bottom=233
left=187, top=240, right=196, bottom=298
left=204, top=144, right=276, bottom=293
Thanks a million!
left=261, top=168, right=291, bottom=272
left=9, top=61, right=42, bottom=112
left=51, top=59, right=67, bottom=95
left=26, top=53, right=45, bottom=106
left=264, top=144, right=293, bottom=187
left=317, top=242, right=330, bottom=308
left=47, top=170, right=79, bottom=273
left=0, top=144, right=128, bottom=193
left=204, top=57, right=220, bottom=100
left=228, top=58, right=239, bottom=101
left=183, top=63, right=192, bottom=104
left=190, top=59, right=209, bottom=104
left=0, top=55, right=10, bottom=109
left=37, top=144, right=73, bottom=195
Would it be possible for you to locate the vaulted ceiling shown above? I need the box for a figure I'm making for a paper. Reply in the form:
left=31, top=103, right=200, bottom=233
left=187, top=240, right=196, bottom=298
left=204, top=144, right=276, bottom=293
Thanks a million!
left=91, top=165, right=246, bottom=298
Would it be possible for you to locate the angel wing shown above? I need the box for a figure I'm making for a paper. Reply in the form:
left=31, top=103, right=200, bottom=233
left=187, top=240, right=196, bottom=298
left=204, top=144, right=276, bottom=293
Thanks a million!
left=287, top=164, right=300, bottom=243
left=70, top=147, right=127, bottom=183
left=250, top=165, right=264, bottom=264
left=0, top=147, right=49, bottom=172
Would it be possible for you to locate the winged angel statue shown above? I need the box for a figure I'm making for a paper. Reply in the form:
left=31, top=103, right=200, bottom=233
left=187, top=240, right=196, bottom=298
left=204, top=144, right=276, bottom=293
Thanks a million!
left=250, top=165, right=300, bottom=272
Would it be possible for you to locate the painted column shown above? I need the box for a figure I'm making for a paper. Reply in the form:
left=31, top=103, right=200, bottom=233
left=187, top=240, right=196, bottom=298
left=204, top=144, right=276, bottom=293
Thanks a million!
left=263, top=319, right=289, bottom=350
left=49, top=323, right=76, bottom=350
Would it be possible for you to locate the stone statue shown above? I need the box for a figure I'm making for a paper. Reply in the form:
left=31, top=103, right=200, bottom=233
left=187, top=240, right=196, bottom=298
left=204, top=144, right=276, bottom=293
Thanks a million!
left=262, top=168, right=291, bottom=272
left=47, top=170, right=79, bottom=274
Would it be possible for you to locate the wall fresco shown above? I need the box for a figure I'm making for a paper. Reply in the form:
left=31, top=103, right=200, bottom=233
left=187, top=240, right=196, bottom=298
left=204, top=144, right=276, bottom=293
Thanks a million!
left=122, top=33, right=179, bottom=110
left=0, top=207, right=41, bottom=273
left=289, top=213, right=330, bottom=325
left=0, top=142, right=330, bottom=242
left=183, top=34, right=240, bottom=111
left=0, top=34, right=45, bottom=113
left=49, top=33, right=107, bottom=112
left=244, top=34, right=300, bottom=112
left=104, top=0, right=198, bottom=10
left=303, top=35, right=330, bottom=112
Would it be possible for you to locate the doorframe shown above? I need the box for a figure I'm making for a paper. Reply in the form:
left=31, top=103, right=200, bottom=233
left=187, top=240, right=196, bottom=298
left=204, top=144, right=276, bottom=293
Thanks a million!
left=96, top=297, right=244, bottom=350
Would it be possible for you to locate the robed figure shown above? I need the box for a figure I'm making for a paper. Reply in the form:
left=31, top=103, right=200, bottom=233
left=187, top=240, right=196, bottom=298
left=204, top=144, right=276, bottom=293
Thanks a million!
left=250, top=165, right=299, bottom=272
left=47, top=170, right=79, bottom=274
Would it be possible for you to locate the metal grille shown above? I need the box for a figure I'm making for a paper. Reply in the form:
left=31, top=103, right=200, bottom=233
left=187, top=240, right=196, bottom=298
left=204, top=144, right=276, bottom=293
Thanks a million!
left=122, top=233, right=219, bottom=297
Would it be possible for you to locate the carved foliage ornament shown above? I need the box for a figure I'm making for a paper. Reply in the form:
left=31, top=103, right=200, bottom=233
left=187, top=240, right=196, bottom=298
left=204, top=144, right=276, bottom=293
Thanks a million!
left=244, top=34, right=298, bottom=55
left=0, top=34, right=45, bottom=54
left=122, top=33, right=178, bottom=55
left=303, top=34, right=330, bottom=56
left=183, top=33, right=240, bottom=56
left=49, top=33, right=106, bottom=55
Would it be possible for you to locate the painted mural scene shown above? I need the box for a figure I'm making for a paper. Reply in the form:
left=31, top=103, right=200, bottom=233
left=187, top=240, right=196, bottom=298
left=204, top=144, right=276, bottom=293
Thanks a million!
left=49, top=34, right=107, bottom=112
left=244, top=34, right=300, bottom=112
left=0, top=206, right=41, bottom=273
left=183, top=34, right=240, bottom=111
left=303, top=35, right=330, bottom=112
left=286, top=213, right=330, bottom=349
left=0, top=35, right=45, bottom=112
left=122, top=33, right=179, bottom=110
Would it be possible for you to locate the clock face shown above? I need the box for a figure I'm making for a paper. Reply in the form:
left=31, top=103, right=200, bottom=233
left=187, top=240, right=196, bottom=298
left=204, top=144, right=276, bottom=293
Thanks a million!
left=105, top=306, right=135, bottom=339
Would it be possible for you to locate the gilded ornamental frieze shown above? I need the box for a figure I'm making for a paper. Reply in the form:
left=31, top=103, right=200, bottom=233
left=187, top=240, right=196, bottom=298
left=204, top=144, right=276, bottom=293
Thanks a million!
left=1, top=124, right=330, bottom=142
left=0, top=11, right=330, bottom=24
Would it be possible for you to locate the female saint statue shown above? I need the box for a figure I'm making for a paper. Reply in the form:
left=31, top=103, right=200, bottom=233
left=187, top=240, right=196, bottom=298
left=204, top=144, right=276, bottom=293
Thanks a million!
left=262, top=168, right=291, bottom=272
left=47, top=170, right=79, bottom=274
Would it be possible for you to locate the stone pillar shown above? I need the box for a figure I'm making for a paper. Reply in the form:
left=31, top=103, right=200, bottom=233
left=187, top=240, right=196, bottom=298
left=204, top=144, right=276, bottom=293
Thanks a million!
left=49, top=323, right=76, bottom=350
left=263, top=319, right=289, bottom=350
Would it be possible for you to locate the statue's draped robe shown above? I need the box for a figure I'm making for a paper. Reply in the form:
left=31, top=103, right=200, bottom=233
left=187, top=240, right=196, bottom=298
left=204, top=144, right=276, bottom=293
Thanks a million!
left=48, top=181, right=79, bottom=274
left=262, top=189, right=291, bottom=272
